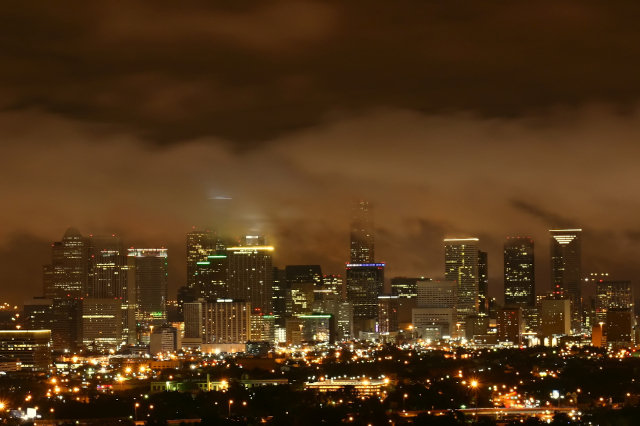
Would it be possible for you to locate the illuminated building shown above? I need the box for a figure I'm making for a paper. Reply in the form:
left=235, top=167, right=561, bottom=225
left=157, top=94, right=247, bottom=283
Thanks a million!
left=321, top=274, right=344, bottom=298
left=444, top=238, right=479, bottom=324
left=43, top=227, right=88, bottom=299
left=465, top=314, right=490, bottom=340
left=250, top=312, right=275, bottom=343
left=497, top=307, right=523, bottom=345
left=416, top=279, right=457, bottom=308
left=0, top=330, right=51, bottom=371
left=413, top=280, right=457, bottom=339
left=350, top=200, right=375, bottom=264
left=504, top=237, right=535, bottom=308
left=478, top=250, right=489, bottom=314
left=150, top=325, right=178, bottom=354
left=202, top=299, right=251, bottom=344
left=346, top=263, right=385, bottom=333
left=80, top=298, right=122, bottom=350
left=285, top=314, right=333, bottom=345
left=390, top=276, right=426, bottom=299
left=186, top=229, right=217, bottom=289
left=285, top=265, right=322, bottom=315
left=271, top=267, right=287, bottom=320
left=23, top=298, right=54, bottom=331
left=377, top=295, right=399, bottom=333
left=539, top=299, right=571, bottom=338
left=193, top=254, right=228, bottom=300
left=128, top=248, right=168, bottom=326
left=226, top=238, right=273, bottom=313
left=50, top=298, right=80, bottom=351
left=596, top=280, right=633, bottom=323
left=87, top=234, right=126, bottom=298
left=550, top=228, right=582, bottom=332
left=304, top=378, right=390, bottom=396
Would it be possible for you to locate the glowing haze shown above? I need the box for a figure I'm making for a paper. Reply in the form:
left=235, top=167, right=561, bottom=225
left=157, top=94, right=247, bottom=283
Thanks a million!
left=2, top=1, right=640, bottom=302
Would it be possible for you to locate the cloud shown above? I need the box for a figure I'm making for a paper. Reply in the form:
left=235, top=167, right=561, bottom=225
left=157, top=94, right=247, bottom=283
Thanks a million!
left=3, top=105, right=640, bottom=302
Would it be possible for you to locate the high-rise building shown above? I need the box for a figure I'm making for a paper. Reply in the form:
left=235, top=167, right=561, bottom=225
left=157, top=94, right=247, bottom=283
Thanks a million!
left=271, top=267, right=287, bottom=320
left=193, top=254, right=228, bottom=300
left=504, top=237, right=535, bottom=308
left=43, top=228, right=88, bottom=299
left=80, top=298, right=122, bottom=350
left=539, top=299, right=571, bottom=338
left=186, top=229, right=217, bottom=289
left=497, top=307, right=523, bottom=345
left=0, top=330, right=51, bottom=371
left=150, top=325, right=178, bottom=354
left=550, top=229, right=582, bottom=332
left=377, top=295, right=399, bottom=334
left=285, top=265, right=322, bottom=315
left=183, top=301, right=203, bottom=343
left=596, top=280, right=633, bottom=323
left=444, top=238, right=479, bottom=323
left=202, top=299, right=251, bottom=344
left=87, top=235, right=126, bottom=298
left=605, top=308, right=634, bottom=347
left=478, top=251, right=489, bottom=314
left=390, top=277, right=425, bottom=299
left=128, top=248, right=168, bottom=326
left=346, top=263, right=385, bottom=333
left=226, top=239, right=273, bottom=313
left=416, top=280, right=457, bottom=308
left=413, top=280, right=458, bottom=339
left=23, top=298, right=54, bottom=331
left=350, top=201, right=375, bottom=264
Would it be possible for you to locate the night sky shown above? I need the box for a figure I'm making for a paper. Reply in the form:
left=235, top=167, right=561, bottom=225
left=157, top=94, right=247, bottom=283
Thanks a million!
left=3, top=1, right=640, bottom=303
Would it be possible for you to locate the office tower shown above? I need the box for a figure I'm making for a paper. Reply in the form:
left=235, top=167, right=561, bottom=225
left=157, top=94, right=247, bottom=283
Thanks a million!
left=272, top=268, right=287, bottom=320
left=377, top=295, right=399, bottom=333
left=504, top=237, right=535, bottom=307
left=320, top=274, right=344, bottom=300
left=186, top=229, right=216, bottom=289
left=128, top=248, right=168, bottom=326
left=605, top=308, right=634, bottom=347
left=193, top=253, right=228, bottom=300
left=226, top=238, right=274, bottom=313
left=177, top=285, right=196, bottom=321
left=50, top=298, right=80, bottom=352
left=285, top=265, right=322, bottom=315
left=80, top=298, right=122, bottom=350
left=87, top=234, right=126, bottom=298
left=390, top=277, right=425, bottom=299
left=285, top=314, right=333, bottom=345
left=539, top=299, right=571, bottom=338
left=23, top=298, right=54, bottom=331
left=478, top=251, right=489, bottom=314
left=150, top=325, right=178, bottom=354
left=596, top=280, right=633, bottom=323
left=250, top=312, right=276, bottom=343
left=202, top=299, right=251, bottom=344
left=350, top=200, right=375, bottom=264
left=0, top=330, right=51, bottom=371
left=346, top=263, right=385, bottom=333
left=497, top=307, right=523, bottom=345
left=465, top=315, right=490, bottom=340
left=550, top=228, right=582, bottom=332
left=43, top=228, right=88, bottom=299
left=416, top=280, right=457, bottom=308
left=444, top=238, right=479, bottom=324
left=183, top=301, right=203, bottom=343
left=413, top=280, right=458, bottom=339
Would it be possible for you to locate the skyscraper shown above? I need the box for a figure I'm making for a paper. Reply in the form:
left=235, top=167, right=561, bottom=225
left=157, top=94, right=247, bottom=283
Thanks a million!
left=346, top=263, right=384, bottom=333
left=128, top=248, right=168, bottom=326
left=350, top=201, right=374, bottom=264
left=193, top=254, right=228, bottom=300
left=444, top=238, right=479, bottom=324
left=478, top=250, right=489, bottom=314
left=43, top=228, right=88, bottom=299
left=186, top=229, right=216, bottom=289
left=504, top=237, right=535, bottom=308
left=550, top=229, right=582, bottom=332
left=595, top=280, right=633, bottom=323
left=347, top=201, right=382, bottom=333
left=226, top=237, right=274, bottom=313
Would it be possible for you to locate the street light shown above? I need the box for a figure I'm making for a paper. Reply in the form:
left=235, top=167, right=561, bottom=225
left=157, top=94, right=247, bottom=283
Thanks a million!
left=470, top=380, right=479, bottom=416
left=134, top=402, right=140, bottom=421
left=228, top=399, right=234, bottom=418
